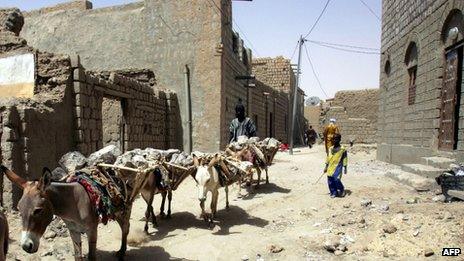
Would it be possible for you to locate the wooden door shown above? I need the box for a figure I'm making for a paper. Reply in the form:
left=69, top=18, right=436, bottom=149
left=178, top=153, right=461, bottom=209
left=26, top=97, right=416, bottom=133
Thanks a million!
left=439, top=49, right=461, bottom=150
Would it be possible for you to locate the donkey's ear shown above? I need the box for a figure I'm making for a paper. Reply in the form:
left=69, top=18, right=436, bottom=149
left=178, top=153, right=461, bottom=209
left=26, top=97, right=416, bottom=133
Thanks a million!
left=193, top=155, right=199, bottom=167
left=39, top=167, right=52, bottom=190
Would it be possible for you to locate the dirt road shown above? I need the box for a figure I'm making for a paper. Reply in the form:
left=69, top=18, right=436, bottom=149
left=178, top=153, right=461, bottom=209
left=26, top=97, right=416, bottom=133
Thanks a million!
left=6, top=145, right=464, bottom=260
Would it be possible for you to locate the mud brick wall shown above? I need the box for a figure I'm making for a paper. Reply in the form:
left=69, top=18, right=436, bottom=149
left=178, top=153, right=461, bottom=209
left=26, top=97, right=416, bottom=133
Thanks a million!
left=21, top=0, right=223, bottom=152
left=379, top=0, right=464, bottom=163
left=252, top=56, right=295, bottom=93
left=252, top=56, right=303, bottom=144
left=304, top=106, right=321, bottom=135
left=72, top=63, right=181, bottom=156
left=221, top=19, right=251, bottom=147
left=320, top=89, right=378, bottom=144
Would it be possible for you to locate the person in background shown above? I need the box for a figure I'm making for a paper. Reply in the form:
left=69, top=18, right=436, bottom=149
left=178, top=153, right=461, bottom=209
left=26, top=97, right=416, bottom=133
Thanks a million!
left=323, top=133, right=347, bottom=198
left=305, top=126, right=318, bottom=149
left=323, top=118, right=340, bottom=155
left=229, top=99, right=256, bottom=143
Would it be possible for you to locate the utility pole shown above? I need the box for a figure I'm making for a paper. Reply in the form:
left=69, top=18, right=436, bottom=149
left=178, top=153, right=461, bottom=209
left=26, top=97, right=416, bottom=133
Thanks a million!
left=289, top=35, right=304, bottom=155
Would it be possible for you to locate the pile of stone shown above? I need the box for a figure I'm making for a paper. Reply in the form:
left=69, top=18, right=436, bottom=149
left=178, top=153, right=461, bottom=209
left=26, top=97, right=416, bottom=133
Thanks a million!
left=54, top=145, right=193, bottom=179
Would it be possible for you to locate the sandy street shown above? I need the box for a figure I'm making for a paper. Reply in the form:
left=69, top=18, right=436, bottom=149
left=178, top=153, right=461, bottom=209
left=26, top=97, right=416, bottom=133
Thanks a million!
left=6, top=145, right=464, bottom=260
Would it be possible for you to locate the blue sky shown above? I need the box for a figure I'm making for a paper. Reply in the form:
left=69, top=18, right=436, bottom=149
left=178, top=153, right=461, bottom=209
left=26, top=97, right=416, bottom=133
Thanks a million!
left=4, top=0, right=382, bottom=99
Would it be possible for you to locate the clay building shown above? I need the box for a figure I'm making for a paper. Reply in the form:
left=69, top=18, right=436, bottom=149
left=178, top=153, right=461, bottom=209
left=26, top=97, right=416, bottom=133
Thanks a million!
left=252, top=56, right=306, bottom=144
left=0, top=8, right=180, bottom=207
left=20, top=0, right=304, bottom=152
left=379, top=0, right=464, bottom=167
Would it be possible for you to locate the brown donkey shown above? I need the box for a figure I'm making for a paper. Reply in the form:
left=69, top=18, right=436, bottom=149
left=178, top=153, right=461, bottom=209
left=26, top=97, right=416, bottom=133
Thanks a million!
left=1, top=165, right=131, bottom=261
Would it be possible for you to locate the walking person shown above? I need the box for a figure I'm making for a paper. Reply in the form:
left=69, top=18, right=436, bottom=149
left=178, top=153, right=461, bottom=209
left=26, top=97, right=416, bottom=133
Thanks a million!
left=229, top=99, right=257, bottom=143
left=323, top=118, right=340, bottom=155
left=305, top=125, right=318, bottom=149
left=323, top=133, right=347, bottom=198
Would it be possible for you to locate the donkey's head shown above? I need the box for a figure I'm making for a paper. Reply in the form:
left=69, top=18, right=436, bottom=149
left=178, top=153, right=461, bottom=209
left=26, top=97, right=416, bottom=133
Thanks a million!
left=193, top=155, right=219, bottom=202
left=3, top=166, right=54, bottom=253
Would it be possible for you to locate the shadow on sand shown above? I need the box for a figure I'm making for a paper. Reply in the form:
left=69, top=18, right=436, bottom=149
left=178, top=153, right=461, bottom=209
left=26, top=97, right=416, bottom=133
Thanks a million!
left=97, top=246, right=197, bottom=261
left=241, top=182, right=291, bottom=200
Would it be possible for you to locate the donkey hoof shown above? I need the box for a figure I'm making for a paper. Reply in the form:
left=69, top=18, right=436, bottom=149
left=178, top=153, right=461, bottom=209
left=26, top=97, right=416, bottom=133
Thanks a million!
left=160, top=212, right=166, bottom=218
left=144, top=225, right=149, bottom=234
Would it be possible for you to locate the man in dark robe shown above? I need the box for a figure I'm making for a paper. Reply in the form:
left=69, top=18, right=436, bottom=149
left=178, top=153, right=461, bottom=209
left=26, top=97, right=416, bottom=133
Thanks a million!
left=229, top=100, right=257, bottom=143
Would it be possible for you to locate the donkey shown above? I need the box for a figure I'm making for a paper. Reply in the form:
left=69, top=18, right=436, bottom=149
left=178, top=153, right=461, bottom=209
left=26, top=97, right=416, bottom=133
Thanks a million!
left=0, top=210, right=8, bottom=261
left=139, top=169, right=172, bottom=233
left=1, top=165, right=131, bottom=261
left=226, top=144, right=268, bottom=187
left=192, top=155, right=247, bottom=226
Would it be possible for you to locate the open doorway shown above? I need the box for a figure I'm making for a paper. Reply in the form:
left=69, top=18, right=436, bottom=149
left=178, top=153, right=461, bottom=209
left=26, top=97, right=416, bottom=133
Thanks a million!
left=102, top=97, right=125, bottom=151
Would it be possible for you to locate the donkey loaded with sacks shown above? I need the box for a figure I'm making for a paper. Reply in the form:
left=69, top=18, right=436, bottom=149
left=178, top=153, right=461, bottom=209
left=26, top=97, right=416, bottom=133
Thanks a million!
left=0, top=136, right=279, bottom=259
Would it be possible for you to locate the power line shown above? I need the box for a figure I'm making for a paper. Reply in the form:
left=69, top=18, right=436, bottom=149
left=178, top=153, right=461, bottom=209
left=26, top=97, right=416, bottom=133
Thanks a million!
left=309, top=41, right=381, bottom=55
left=307, top=40, right=379, bottom=51
left=359, top=0, right=381, bottom=21
left=304, top=0, right=332, bottom=39
left=206, top=0, right=261, bottom=57
left=302, top=42, right=330, bottom=99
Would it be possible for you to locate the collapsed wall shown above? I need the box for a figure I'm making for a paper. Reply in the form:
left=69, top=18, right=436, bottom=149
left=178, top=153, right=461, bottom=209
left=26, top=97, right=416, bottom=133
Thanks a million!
left=0, top=8, right=180, bottom=208
left=319, top=89, right=379, bottom=144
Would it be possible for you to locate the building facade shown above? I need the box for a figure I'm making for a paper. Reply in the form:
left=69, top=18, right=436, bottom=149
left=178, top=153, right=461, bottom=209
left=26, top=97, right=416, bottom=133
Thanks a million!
left=21, top=0, right=304, bottom=152
left=379, top=0, right=464, bottom=163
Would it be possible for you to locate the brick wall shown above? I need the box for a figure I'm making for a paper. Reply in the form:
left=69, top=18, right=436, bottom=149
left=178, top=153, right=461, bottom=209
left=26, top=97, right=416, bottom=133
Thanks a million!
left=379, top=0, right=464, bottom=163
left=304, top=105, right=321, bottom=134
left=252, top=56, right=304, bottom=144
left=319, top=89, right=378, bottom=144
left=21, top=0, right=223, bottom=152
left=72, top=58, right=181, bottom=156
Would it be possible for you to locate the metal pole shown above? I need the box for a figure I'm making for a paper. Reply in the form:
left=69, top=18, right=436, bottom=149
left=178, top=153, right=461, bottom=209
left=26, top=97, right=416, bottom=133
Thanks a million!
left=184, top=65, right=192, bottom=153
left=289, top=35, right=304, bottom=155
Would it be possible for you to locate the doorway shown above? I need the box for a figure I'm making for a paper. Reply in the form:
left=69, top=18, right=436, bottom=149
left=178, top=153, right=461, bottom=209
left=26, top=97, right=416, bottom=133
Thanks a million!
left=102, top=97, right=125, bottom=151
left=439, top=46, right=462, bottom=150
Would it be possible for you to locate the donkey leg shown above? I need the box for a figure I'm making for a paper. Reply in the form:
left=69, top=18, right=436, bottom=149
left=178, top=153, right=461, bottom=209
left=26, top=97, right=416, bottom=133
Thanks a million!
left=68, top=229, right=83, bottom=261
left=167, top=190, right=173, bottom=218
left=255, top=167, right=262, bottom=188
left=199, top=200, right=207, bottom=220
left=225, top=185, right=230, bottom=209
left=160, top=191, right=167, bottom=218
left=117, top=212, right=131, bottom=260
left=87, top=226, right=98, bottom=261
left=142, top=190, right=156, bottom=233
left=237, top=179, right=242, bottom=198
left=265, top=166, right=269, bottom=184
left=211, top=190, right=219, bottom=218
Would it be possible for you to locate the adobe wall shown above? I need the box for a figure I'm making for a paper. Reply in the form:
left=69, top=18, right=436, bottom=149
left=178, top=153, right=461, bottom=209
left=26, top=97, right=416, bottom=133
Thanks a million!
left=21, top=0, right=223, bottom=152
left=379, top=0, right=464, bottom=163
left=0, top=8, right=180, bottom=208
left=72, top=62, right=181, bottom=156
left=252, top=56, right=303, bottom=144
left=304, top=105, right=321, bottom=134
left=320, top=89, right=378, bottom=144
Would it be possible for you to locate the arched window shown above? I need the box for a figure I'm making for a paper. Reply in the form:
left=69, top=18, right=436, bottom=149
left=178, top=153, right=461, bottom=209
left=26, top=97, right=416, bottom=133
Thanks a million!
left=384, top=59, right=391, bottom=76
left=405, top=42, right=418, bottom=105
left=441, top=9, right=464, bottom=45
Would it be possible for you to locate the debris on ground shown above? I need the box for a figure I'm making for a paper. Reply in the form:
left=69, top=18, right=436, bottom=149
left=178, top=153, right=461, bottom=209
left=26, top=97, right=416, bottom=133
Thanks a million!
left=268, top=244, right=284, bottom=253
left=382, top=224, right=397, bottom=234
